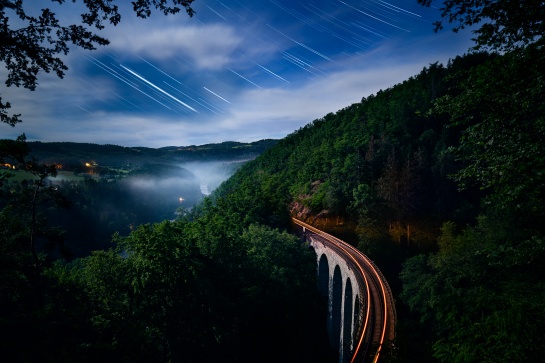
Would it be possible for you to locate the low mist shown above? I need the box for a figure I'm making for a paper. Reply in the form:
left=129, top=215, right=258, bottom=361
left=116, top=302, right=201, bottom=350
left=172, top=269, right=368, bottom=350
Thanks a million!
left=41, top=160, right=244, bottom=258
left=180, top=161, right=243, bottom=196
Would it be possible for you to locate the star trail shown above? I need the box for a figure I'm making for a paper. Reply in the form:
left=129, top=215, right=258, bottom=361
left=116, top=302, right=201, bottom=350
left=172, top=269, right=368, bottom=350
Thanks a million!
left=2, top=0, right=473, bottom=147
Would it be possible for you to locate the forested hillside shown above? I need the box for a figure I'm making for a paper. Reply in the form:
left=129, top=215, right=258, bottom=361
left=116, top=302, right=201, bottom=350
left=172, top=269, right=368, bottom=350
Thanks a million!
left=213, top=43, right=545, bottom=361
left=26, top=139, right=278, bottom=168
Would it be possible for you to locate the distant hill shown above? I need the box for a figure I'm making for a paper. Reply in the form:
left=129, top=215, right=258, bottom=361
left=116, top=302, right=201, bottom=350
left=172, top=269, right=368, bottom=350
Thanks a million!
left=26, top=139, right=278, bottom=169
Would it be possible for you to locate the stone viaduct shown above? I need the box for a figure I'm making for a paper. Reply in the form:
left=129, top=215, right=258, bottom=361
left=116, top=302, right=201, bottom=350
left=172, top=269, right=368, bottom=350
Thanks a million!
left=293, top=218, right=396, bottom=363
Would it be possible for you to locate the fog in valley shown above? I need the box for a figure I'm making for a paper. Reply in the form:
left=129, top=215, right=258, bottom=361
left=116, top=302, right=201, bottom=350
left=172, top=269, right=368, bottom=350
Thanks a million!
left=43, top=160, right=243, bottom=258
left=180, top=161, right=243, bottom=196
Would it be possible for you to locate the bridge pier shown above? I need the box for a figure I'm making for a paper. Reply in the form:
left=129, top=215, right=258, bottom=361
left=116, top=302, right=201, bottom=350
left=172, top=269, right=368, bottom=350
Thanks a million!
left=307, top=235, right=365, bottom=363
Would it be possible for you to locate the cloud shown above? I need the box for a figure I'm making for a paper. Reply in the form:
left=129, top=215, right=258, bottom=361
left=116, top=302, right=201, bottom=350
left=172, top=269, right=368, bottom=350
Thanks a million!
left=105, top=23, right=244, bottom=71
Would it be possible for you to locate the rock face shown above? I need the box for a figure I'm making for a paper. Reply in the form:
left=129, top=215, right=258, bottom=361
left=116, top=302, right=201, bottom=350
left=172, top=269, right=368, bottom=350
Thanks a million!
left=290, top=200, right=356, bottom=240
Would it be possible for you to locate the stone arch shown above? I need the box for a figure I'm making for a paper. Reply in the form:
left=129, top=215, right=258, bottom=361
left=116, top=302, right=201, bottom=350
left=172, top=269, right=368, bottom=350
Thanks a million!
left=353, top=294, right=360, bottom=344
left=342, top=278, right=354, bottom=361
left=331, top=265, right=343, bottom=350
left=305, top=233, right=370, bottom=362
left=318, top=253, right=329, bottom=297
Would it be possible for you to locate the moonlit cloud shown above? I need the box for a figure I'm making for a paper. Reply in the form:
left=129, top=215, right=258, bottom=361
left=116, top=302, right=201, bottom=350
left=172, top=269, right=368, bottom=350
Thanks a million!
left=107, top=24, right=244, bottom=70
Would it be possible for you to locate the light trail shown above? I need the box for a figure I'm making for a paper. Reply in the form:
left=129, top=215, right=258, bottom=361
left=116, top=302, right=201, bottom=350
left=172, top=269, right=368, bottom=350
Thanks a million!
left=112, top=92, right=146, bottom=112
left=254, top=62, right=290, bottom=83
left=267, top=24, right=333, bottom=62
left=378, top=0, right=421, bottom=18
left=203, top=87, right=231, bottom=104
left=198, top=97, right=224, bottom=114
left=228, top=68, right=262, bottom=89
left=120, top=65, right=198, bottom=112
left=88, top=57, right=138, bottom=88
left=352, top=21, right=390, bottom=39
left=293, top=218, right=395, bottom=363
left=293, top=219, right=371, bottom=362
left=205, top=5, right=227, bottom=21
left=338, top=0, right=410, bottom=32
left=304, top=3, right=379, bottom=49
left=282, top=52, right=324, bottom=76
left=270, top=0, right=328, bottom=33
left=361, top=0, right=404, bottom=22
left=76, top=105, right=91, bottom=113
left=139, top=57, right=183, bottom=85
left=88, top=57, right=172, bottom=110
left=163, top=82, right=222, bottom=115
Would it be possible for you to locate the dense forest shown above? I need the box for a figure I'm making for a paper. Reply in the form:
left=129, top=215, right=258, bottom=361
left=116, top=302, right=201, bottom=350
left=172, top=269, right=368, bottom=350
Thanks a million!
left=2, top=0, right=545, bottom=362
left=215, top=43, right=545, bottom=360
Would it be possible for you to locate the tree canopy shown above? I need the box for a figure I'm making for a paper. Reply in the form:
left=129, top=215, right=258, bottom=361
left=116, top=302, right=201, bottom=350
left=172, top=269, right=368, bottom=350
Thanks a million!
left=418, top=0, right=545, bottom=51
left=0, top=0, right=195, bottom=125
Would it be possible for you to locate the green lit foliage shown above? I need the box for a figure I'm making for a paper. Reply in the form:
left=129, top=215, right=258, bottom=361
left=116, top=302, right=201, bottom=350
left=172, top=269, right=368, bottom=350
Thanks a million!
left=401, top=213, right=545, bottom=362
left=397, top=2, right=545, bottom=356
left=434, top=45, right=545, bottom=213
left=215, top=57, right=487, bottom=251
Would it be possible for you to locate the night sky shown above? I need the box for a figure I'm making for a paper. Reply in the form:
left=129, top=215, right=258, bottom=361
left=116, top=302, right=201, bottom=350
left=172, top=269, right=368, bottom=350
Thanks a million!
left=2, top=0, right=474, bottom=147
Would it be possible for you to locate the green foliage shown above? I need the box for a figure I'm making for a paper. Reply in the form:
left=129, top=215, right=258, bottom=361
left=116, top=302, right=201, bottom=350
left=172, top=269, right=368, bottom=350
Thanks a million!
left=434, top=45, right=545, bottom=211
left=401, top=213, right=545, bottom=362
left=0, top=202, right=329, bottom=362
left=394, top=16, right=545, bottom=358
left=215, top=57, right=489, bottom=251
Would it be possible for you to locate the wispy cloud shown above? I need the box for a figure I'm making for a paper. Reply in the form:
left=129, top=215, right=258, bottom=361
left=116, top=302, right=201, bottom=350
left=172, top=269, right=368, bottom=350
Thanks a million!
left=105, top=23, right=244, bottom=71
